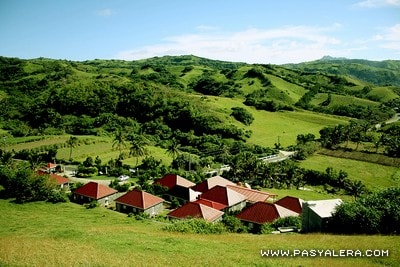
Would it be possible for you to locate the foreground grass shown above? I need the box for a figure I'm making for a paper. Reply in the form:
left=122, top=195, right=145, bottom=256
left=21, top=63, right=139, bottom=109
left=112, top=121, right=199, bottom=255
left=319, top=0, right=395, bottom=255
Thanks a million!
left=0, top=200, right=398, bottom=267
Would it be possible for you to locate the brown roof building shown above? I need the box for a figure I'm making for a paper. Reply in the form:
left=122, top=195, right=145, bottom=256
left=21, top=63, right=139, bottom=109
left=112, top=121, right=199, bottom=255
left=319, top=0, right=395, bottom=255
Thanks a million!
left=168, top=202, right=224, bottom=222
left=115, top=189, right=164, bottom=216
left=73, top=182, right=117, bottom=205
left=192, top=176, right=235, bottom=193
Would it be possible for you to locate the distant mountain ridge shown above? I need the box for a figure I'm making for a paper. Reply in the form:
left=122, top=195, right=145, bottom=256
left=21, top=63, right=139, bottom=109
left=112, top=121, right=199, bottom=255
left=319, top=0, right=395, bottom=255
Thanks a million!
left=284, top=56, right=400, bottom=86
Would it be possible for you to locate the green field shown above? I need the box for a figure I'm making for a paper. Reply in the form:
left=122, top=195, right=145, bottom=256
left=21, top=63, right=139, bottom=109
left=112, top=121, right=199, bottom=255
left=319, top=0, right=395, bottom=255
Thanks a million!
left=0, top=200, right=398, bottom=267
left=204, top=96, right=346, bottom=147
left=299, top=154, right=400, bottom=190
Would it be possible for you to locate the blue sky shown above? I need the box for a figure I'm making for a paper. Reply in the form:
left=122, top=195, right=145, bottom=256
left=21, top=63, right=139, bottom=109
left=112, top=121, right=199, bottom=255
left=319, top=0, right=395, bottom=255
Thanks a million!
left=0, top=0, right=399, bottom=64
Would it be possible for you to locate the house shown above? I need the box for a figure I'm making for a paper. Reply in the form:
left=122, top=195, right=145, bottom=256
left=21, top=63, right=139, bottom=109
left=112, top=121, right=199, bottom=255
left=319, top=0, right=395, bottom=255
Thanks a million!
left=199, top=185, right=246, bottom=213
left=226, top=184, right=277, bottom=204
left=192, top=175, right=235, bottom=193
left=38, top=163, right=58, bottom=174
left=166, top=185, right=201, bottom=204
left=154, top=174, right=195, bottom=190
left=115, top=189, right=164, bottom=216
left=73, top=182, right=118, bottom=206
left=193, top=199, right=227, bottom=211
left=154, top=174, right=199, bottom=204
left=301, top=199, right=343, bottom=233
left=168, top=202, right=224, bottom=223
left=49, top=173, right=71, bottom=190
left=236, top=202, right=299, bottom=233
left=275, top=196, right=303, bottom=214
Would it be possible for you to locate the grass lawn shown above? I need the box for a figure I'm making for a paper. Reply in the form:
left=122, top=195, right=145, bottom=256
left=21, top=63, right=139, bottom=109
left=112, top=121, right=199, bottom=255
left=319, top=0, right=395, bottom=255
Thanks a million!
left=299, top=154, right=400, bottom=190
left=0, top=200, right=398, bottom=267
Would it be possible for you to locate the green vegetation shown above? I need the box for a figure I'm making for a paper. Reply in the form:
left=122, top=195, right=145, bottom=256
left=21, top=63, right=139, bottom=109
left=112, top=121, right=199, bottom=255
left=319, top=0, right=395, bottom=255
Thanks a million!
left=1, top=55, right=400, bottom=264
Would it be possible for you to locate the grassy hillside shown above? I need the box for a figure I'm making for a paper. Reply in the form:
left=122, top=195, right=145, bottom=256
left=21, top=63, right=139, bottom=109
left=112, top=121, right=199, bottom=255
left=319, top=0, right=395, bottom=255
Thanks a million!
left=0, top=200, right=398, bottom=267
left=299, top=154, right=400, bottom=190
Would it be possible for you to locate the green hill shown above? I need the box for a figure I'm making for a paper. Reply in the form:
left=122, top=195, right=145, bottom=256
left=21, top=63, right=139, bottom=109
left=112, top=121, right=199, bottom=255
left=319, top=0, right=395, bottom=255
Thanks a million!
left=0, top=55, right=398, bottom=154
left=284, top=56, right=400, bottom=86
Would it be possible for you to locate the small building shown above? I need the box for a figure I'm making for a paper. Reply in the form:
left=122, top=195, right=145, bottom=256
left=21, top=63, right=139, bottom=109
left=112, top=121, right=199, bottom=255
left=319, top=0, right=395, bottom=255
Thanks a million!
left=301, top=199, right=343, bottom=233
left=199, top=185, right=246, bottom=213
left=192, top=175, right=235, bottom=193
left=168, top=202, right=224, bottom=223
left=236, top=202, right=299, bottom=233
left=154, top=174, right=199, bottom=204
left=226, top=184, right=277, bottom=204
left=73, top=182, right=118, bottom=206
left=115, top=189, right=164, bottom=217
left=154, top=174, right=195, bottom=190
left=49, top=173, right=71, bottom=190
left=275, top=196, right=304, bottom=214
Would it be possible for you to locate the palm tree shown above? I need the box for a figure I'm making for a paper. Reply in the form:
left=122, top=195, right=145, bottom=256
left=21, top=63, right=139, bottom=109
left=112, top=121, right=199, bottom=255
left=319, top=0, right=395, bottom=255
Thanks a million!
left=345, top=179, right=366, bottom=200
left=112, top=130, right=127, bottom=158
left=166, top=138, right=181, bottom=160
left=129, top=135, right=150, bottom=167
left=66, top=136, right=78, bottom=161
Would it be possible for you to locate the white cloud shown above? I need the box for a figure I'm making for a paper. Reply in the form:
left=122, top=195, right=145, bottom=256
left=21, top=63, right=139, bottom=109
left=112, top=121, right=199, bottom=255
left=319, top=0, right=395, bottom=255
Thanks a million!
left=96, top=8, right=115, bottom=17
left=116, top=24, right=346, bottom=64
left=378, top=24, right=400, bottom=52
left=353, top=0, right=400, bottom=8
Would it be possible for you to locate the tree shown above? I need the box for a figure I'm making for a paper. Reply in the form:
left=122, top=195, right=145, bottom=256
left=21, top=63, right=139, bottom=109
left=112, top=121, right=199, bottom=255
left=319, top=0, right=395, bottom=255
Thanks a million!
left=129, top=134, right=150, bottom=167
left=66, top=136, right=78, bottom=161
left=112, top=130, right=127, bottom=158
left=345, top=179, right=366, bottom=200
left=166, top=138, right=181, bottom=160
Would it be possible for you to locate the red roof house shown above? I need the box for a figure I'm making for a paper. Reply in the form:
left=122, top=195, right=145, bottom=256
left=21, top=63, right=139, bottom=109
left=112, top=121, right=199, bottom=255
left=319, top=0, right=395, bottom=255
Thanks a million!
left=236, top=202, right=299, bottom=232
left=199, top=185, right=246, bottom=212
left=154, top=174, right=199, bottom=203
left=192, top=175, right=235, bottom=193
left=275, top=196, right=303, bottom=214
left=193, top=199, right=227, bottom=211
left=226, top=184, right=277, bottom=203
left=49, top=173, right=71, bottom=189
left=154, top=174, right=195, bottom=190
left=168, top=202, right=224, bottom=222
left=115, top=189, right=164, bottom=216
left=73, top=182, right=117, bottom=205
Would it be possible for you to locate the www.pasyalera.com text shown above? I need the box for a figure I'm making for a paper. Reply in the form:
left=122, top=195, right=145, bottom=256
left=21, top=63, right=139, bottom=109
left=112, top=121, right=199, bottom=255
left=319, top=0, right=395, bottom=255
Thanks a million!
left=260, top=249, right=389, bottom=257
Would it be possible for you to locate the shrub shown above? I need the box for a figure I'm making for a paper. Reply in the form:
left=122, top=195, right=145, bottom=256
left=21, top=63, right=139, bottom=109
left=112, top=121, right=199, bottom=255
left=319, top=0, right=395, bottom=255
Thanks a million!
left=271, top=216, right=302, bottom=230
left=230, top=107, right=254, bottom=126
left=85, top=201, right=99, bottom=209
left=163, top=218, right=226, bottom=234
left=260, top=223, right=275, bottom=234
left=222, top=215, right=248, bottom=233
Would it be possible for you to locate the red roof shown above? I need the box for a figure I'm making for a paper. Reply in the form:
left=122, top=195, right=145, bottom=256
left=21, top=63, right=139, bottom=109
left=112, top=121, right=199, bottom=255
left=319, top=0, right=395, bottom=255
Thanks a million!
left=154, top=174, right=195, bottom=190
left=47, top=163, right=57, bottom=169
left=275, top=196, right=303, bottom=214
left=192, top=176, right=235, bottom=193
left=199, top=185, right=245, bottom=207
left=115, top=189, right=164, bottom=209
left=193, top=199, right=227, bottom=211
left=227, top=185, right=277, bottom=203
left=236, top=202, right=299, bottom=224
left=168, top=202, right=224, bottom=222
left=74, top=182, right=117, bottom=200
left=49, top=173, right=70, bottom=185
